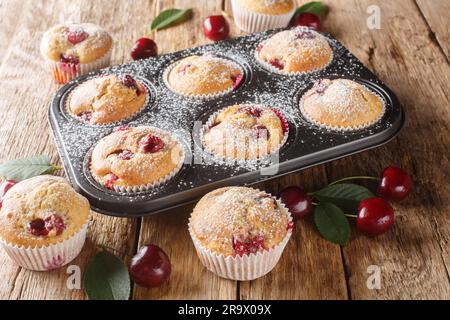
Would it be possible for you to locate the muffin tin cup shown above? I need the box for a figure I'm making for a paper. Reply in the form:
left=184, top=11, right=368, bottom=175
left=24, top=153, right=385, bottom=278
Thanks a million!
left=45, top=48, right=112, bottom=85
left=162, top=55, right=244, bottom=101
left=0, top=221, right=89, bottom=271
left=188, top=199, right=293, bottom=281
left=231, top=0, right=295, bottom=33
left=299, top=88, right=387, bottom=132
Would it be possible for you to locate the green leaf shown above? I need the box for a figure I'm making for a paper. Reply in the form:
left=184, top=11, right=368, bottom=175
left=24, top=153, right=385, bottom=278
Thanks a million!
left=313, top=183, right=374, bottom=213
left=0, top=155, right=58, bottom=181
left=84, top=251, right=130, bottom=300
left=314, top=202, right=350, bottom=246
left=151, top=8, right=193, bottom=31
left=294, top=1, right=325, bottom=16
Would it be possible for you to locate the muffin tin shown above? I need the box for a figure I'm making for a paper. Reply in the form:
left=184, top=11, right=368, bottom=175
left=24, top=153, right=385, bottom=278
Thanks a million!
left=48, top=28, right=404, bottom=217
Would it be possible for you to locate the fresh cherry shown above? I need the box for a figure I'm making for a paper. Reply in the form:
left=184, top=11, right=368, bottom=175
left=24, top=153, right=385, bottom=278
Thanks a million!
left=232, top=235, right=265, bottom=256
left=129, top=244, right=171, bottom=288
left=378, top=166, right=412, bottom=202
left=202, top=15, right=229, bottom=41
left=28, top=219, right=49, bottom=237
left=104, top=173, right=119, bottom=190
left=279, top=186, right=313, bottom=220
left=0, top=179, right=17, bottom=210
left=357, top=197, right=395, bottom=237
left=44, top=214, right=66, bottom=236
left=131, top=38, right=158, bottom=61
left=290, top=13, right=322, bottom=31
left=269, top=58, right=284, bottom=70
left=252, top=125, right=270, bottom=139
left=139, top=135, right=164, bottom=153
left=67, top=30, right=88, bottom=45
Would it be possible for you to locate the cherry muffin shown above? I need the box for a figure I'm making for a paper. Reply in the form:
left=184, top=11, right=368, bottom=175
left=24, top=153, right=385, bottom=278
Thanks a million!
left=202, top=104, right=289, bottom=161
left=164, top=54, right=243, bottom=99
left=300, top=79, right=385, bottom=130
left=90, top=126, right=185, bottom=192
left=189, top=186, right=293, bottom=280
left=231, top=0, right=295, bottom=32
left=257, top=26, right=333, bottom=74
left=68, top=74, right=147, bottom=125
left=0, top=175, right=90, bottom=271
left=40, top=23, right=113, bottom=84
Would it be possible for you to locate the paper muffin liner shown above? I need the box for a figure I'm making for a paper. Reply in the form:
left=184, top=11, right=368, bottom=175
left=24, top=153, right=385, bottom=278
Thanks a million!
left=299, top=88, right=387, bottom=132
left=255, top=35, right=334, bottom=76
left=200, top=105, right=290, bottom=164
left=231, top=0, right=295, bottom=33
left=90, top=128, right=186, bottom=193
left=188, top=198, right=293, bottom=281
left=65, top=75, right=150, bottom=127
left=0, top=221, right=88, bottom=271
left=163, top=54, right=244, bottom=101
left=45, top=47, right=112, bottom=85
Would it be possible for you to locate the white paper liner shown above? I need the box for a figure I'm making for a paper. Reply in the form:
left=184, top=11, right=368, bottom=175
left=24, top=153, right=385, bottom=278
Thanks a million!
left=65, top=76, right=150, bottom=127
left=188, top=197, right=293, bottom=281
left=255, top=32, right=334, bottom=76
left=299, top=86, right=387, bottom=132
left=231, top=0, right=295, bottom=33
left=200, top=105, right=289, bottom=164
left=90, top=127, right=186, bottom=194
left=44, top=47, right=112, bottom=84
left=163, top=54, right=244, bottom=101
left=0, top=222, right=88, bottom=271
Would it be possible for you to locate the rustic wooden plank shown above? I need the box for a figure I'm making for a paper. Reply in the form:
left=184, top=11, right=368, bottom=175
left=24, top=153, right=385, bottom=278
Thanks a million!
left=0, top=0, right=28, bottom=64
left=0, top=0, right=141, bottom=300
left=416, top=0, right=450, bottom=61
left=226, top=0, right=349, bottom=300
left=133, top=0, right=238, bottom=300
left=322, top=0, right=450, bottom=299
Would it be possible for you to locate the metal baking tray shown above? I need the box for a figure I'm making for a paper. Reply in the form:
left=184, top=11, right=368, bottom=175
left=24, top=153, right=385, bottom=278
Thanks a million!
left=48, top=28, right=404, bottom=217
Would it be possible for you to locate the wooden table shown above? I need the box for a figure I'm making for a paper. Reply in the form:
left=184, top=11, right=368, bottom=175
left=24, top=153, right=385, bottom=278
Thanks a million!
left=0, top=0, right=449, bottom=300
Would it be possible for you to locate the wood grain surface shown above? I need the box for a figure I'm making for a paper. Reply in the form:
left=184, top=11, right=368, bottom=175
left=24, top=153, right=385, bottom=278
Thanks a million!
left=0, top=0, right=448, bottom=300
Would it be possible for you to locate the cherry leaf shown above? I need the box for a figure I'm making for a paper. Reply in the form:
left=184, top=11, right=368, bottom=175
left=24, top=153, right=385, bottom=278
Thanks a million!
left=314, top=202, right=350, bottom=246
left=294, top=1, right=325, bottom=16
left=313, top=183, right=374, bottom=213
left=151, top=8, right=193, bottom=31
left=0, top=155, right=59, bottom=181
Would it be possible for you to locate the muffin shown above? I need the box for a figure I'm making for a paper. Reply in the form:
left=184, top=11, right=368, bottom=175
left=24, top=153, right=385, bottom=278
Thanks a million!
left=257, top=26, right=333, bottom=74
left=90, top=126, right=185, bottom=192
left=164, top=54, right=243, bottom=99
left=231, top=0, right=295, bottom=33
left=189, top=187, right=293, bottom=280
left=202, top=104, right=289, bottom=161
left=300, top=79, right=385, bottom=130
left=68, top=74, right=147, bottom=125
left=0, top=175, right=90, bottom=271
left=40, top=23, right=113, bottom=84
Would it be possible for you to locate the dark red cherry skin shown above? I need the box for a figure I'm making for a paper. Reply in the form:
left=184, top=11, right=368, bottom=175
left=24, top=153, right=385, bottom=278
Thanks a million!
left=378, top=166, right=412, bottom=202
left=0, top=180, right=17, bottom=210
left=28, top=219, right=49, bottom=237
left=129, top=244, right=171, bottom=288
left=291, top=13, right=322, bottom=31
left=357, top=197, right=395, bottom=237
left=279, top=186, right=313, bottom=220
left=202, top=15, right=230, bottom=41
left=131, top=38, right=158, bottom=60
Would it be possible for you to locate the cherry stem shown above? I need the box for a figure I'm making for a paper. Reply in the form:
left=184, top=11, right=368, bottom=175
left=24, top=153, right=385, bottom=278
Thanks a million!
left=52, top=165, right=64, bottom=171
left=345, top=214, right=358, bottom=219
left=328, top=176, right=379, bottom=186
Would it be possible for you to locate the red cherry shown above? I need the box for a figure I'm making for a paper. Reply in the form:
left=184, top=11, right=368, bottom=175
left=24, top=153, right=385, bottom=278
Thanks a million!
left=0, top=180, right=17, bottom=210
left=378, top=166, right=412, bottom=202
left=131, top=38, right=158, bottom=61
left=44, top=214, right=66, bottom=236
left=232, top=235, right=265, bottom=256
left=252, top=125, right=270, bottom=139
left=139, top=135, right=164, bottom=153
left=269, top=58, right=284, bottom=70
left=67, top=30, right=88, bottom=45
left=279, top=186, right=313, bottom=220
left=129, top=244, right=171, bottom=288
left=104, top=173, right=119, bottom=190
left=238, top=106, right=262, bottom=117
left=28, top=219, right=49, bottom=237
left=291, top=13, right=322, bottom=31
left=202, top=15, right=229, bottom=41
left=357, top=197, right=395, bottom=237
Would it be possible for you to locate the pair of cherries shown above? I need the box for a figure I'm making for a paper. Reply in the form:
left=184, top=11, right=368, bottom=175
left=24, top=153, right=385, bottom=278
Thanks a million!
left=280, top=167, right=413, bottom=237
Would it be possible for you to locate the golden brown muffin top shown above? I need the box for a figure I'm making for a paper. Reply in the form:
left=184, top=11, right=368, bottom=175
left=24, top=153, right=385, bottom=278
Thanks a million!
left=191, top=187, right=292, bottom=257
left=301, top=79, right=385, bottom=130
left=165, top=54, right=243, bottom=97
left=236, top=0, right=294, bottom=15
left=202, top=104, right=288, bottom=160
left=0, top=175, right=90, bottom=248
left=68, top=74, right=147, bottom=125
left=40, top=23, right=112, bottom=64
left=91, top=126, right=184, bottom=190
left=257, top=27, right=333, bottom=74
